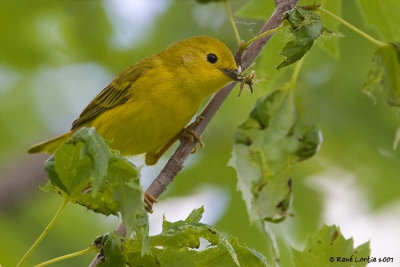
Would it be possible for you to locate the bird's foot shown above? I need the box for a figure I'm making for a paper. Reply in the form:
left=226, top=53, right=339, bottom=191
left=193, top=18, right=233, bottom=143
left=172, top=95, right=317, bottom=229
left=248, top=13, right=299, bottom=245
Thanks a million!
left=180, top=116, right=205, bottom=152
left=144, top=193, right=158, bottom=213
left=182, top=128, right=204, bottom=147
left=187, top=115, right=205, bottom=129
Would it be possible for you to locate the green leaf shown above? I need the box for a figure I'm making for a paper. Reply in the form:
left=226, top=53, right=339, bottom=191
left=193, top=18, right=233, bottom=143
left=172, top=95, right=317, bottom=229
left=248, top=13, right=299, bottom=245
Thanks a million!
left=235, top=0, right=275, bottom=20
left=292, top=225, right=370, bottom=267
left=297, top=0, right=342, bottom=58
left=124, top=208, right=267, bottom=267
left=363, top=44, right=400, bottom=107
left=45, top=127, right=110, bottom=196
left=135, top=208, right=150, bottom=256
left=46, top=141, right=91, bottom=196
left=229, top=237, right=267, bottom=267
left=357, top=0, right=400, bottom=42
left=106, top=151, right=141, bottom=226
left=277, top=7, right=323, bottom=69
left=97, top=232, right=125, bottom=267
left=229, top=89, right=322, bottom=222
left=155, top=218, right=230, bottom=254
left=44, top=127, right=149, bottom=251
left=66, top=126, right=111, bottom=195
left=185, top=205, right=205, bottom=223
left=136, top=237, right=265, bottom=267
left=127, top=246, right=244, bottom=267
left=295, top=127, right=323, bottom=161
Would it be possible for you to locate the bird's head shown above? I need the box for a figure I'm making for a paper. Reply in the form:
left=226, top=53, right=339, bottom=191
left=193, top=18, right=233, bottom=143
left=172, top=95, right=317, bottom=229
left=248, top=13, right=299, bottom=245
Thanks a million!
left=163, top=36, right=239, bottom=97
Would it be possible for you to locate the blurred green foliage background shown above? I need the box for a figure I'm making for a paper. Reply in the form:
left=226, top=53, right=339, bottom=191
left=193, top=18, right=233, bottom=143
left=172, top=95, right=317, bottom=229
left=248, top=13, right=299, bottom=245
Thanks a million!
left=1, top=0, right=400, bottom=266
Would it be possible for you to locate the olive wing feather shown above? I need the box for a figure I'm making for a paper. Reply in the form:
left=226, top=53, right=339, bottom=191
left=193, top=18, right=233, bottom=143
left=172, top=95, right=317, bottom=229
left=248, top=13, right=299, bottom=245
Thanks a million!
left=71, top=67, right=144, bottom=129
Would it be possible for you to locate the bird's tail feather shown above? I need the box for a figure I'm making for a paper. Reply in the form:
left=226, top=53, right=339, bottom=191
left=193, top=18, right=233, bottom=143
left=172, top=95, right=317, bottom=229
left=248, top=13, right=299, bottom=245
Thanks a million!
left=28, top=131, right=73, bottom=154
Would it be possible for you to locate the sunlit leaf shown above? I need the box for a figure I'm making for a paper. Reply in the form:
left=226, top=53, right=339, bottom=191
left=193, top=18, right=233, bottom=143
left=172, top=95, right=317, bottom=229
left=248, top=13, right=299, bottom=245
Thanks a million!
left=97, top=232, right=125, bottom=267
left=299, top=0, right=343, bottom=58
left=292, top=225, right=370, bottom=267
left=295, top=127, right=323, bottom=161
left=44, top=127, right=148, bottom=248
left=135, top=208, right=150, bottom=255
left=124, top=208, right=267, bottom=267
left=363, top=43, right=400, bottom=107
left=64, top=126, right=111, bottom=195
left=185, top=205, right=205, bottom=223
left=229, top=88, right=322, bottom=222
left=277, top=7, right=323, bottom=69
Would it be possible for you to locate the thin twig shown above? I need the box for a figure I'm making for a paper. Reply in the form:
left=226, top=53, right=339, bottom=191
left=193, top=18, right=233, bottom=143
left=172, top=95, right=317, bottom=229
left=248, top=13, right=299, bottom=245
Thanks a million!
left=224, top=0, right=242, bottom=46
left=90, top=0, right=298, bottom=265
left=318, top=7, right=388, bottom=48
left=34, top=246, right=95, bottom=267
left=287, top=56, right=305, bottom=90
left=17, top=199, right=68, bottom=267
left=241, top=24, right=285, bottom=51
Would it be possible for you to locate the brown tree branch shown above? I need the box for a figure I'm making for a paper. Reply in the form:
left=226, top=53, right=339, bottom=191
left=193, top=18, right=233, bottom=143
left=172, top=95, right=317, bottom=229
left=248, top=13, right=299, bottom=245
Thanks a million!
left=90, top=0, right=297, bottom=265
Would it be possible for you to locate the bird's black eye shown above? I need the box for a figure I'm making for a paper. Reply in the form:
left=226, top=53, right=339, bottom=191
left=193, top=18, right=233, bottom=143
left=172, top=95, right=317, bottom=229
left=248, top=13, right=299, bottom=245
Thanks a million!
left=206, top=53, right=218, bottom=64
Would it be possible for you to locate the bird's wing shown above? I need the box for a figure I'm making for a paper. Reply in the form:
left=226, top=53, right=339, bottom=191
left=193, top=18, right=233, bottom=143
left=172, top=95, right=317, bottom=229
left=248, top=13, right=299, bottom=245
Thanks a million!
left=71, top=67, right=143, bottom=130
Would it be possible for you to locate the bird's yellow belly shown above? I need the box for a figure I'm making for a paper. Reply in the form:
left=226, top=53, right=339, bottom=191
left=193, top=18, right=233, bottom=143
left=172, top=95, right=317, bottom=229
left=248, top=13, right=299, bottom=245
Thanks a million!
left=91, top=97, right=200, bottom=156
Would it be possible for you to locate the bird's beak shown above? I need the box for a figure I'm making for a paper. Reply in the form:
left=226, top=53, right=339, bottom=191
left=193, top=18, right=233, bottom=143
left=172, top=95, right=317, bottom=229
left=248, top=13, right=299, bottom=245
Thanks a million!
left=221, top=68, right=240, bottom=81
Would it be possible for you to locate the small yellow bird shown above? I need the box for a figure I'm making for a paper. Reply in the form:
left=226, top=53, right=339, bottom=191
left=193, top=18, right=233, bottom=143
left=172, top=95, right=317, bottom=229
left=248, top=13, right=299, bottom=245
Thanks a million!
left=29, top=36, right=239, bottom=165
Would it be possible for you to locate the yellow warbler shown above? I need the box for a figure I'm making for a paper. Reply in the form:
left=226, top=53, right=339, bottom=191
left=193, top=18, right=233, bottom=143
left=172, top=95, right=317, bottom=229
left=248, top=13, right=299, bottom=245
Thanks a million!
left=29, top=36, right=238, bottom=165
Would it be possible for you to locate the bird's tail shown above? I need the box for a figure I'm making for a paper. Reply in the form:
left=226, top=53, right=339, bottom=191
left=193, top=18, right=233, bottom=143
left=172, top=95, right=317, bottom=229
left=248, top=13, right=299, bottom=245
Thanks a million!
left=28, top=131, right=73, bottom=154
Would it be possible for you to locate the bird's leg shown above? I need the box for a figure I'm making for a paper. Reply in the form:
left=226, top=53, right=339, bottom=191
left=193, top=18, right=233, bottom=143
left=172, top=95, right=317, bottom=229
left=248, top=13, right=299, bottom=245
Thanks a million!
left=145, top=135, right=180, bottom=165
left=180, top=116, right=205, bottom=152
left=144, top=116, right=205, bottom=211
left=144, top=193, right=158, bottom=213
left=145, top=116, right=205, bottom=165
